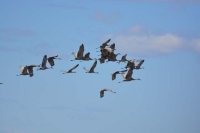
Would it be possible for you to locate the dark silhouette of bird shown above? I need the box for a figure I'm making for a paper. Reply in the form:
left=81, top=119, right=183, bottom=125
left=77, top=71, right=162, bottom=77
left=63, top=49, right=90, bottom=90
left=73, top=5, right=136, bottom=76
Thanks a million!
left=100, top=88, right=116, bottom=98
left=61, top=64, right=79, bottom=74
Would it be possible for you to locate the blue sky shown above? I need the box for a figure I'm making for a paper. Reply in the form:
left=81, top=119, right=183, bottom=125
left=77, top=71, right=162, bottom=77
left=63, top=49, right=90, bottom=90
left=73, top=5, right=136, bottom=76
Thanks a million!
left=0, top=0, right=200, bottom=133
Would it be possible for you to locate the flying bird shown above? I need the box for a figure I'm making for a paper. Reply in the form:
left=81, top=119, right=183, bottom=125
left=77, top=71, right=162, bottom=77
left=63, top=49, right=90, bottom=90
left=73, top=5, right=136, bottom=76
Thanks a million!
left=47, top=55, right=61, bottom=68
left=37, top=55, right=50, bottom=71
left=96, top=38, right=111, bottom=49
left=16, top=66, right=29, bottom=76
left=71, top=44, right=85, bottom=61
left=100, top=88, right=116, bottom=98
left=118, top=54, right=128, bottom=64
left=61, top=64, right=79, bottom=74
left=27, top=64, right=40, bottom=77
left=111, top=70, right=127, bottom=80
left=135, top=60, right=145, bottom=69
left=118, top=68, right=141, bottom=83
left=83, top=60, right=99, bottom=74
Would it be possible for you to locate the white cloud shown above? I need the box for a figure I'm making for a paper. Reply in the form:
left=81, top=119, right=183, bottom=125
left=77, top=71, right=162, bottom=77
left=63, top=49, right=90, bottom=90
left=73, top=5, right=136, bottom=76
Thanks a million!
left=102, top=25, right=200, bottom=56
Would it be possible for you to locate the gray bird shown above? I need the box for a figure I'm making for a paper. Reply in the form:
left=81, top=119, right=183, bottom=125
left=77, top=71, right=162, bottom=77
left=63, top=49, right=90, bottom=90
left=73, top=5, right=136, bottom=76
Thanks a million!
left=61, top=64, right=79, bottom=74
left=100, top=88, right=116, bottom=98
left=111, top=70, right=127, bottom=80
left=83, top=60, right=99, bottom=74
left=118, top=68, right=141, bottom=83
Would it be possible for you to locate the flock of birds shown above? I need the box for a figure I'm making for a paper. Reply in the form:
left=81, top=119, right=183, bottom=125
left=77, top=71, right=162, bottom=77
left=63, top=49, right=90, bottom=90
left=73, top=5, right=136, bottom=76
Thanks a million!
left=1, top=39, right=145, bottom=98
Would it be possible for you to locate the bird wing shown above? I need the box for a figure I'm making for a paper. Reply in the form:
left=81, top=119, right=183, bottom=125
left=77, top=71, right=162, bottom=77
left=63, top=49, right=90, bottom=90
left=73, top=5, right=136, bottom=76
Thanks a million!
left=27, top=66, right=34, bottom=77
left=77, top=44, right=84, bottom=59
left=136, top=60, right=144, bottom=67
left=120, top=70, right=128, bottom=73
left=22, top=66, right=28, bottom=74
left=83, top=67, right=89, bottom=72
left=112, top=71, right=119, bottom=80
left=84, top=52, right=90, bottom=58
left=90, top=60, right=97, bottom=72
left=125, top=68, right=133, bottom=79
left=100, top=90, right=104, bottom=98
left=109, top=43, right=115, bottom=49
left=68, top=64, right=79, bottom=72
left=126, top=61, right=135, bottom=68
left=48, top=57, right=55, bottom=66
left=41, top=55, right=47, bottom=68
left=102, top=38, right=111, bottom=47
left=104, top=88, right=116, bottom=93
left=121, top=54, right=127, bottom=60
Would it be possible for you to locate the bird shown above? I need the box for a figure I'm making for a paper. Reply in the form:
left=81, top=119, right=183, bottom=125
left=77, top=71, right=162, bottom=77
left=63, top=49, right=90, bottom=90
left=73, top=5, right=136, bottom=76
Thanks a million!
left=47, top=55, right=61, bottom=68
left=61, top=64, right=79, bottom=74
left=135, top=60, right=145, bottom=69
left=83, top=60, right=99, bottom=74
left=107, top=52, right=121, bottom=62
left=117, top=54, right=128, bottom=64
left=96, top=38, right=111, bottom=49
left=121, top=60, right=135, bottom=69
left=37, top=55, right=50, bottom=71
left=100, top=88, right=116, bottom=98
left=118, top=68, right=141, bottom=83
left=27, top=64, right=40, bottom=77
left=83, top=52, right=96, bottom=61
left=111, top=70, right=127, bottom=80
left=16, top=66, right=29, bottom=76
left=71, top=44, right=85, bottom=61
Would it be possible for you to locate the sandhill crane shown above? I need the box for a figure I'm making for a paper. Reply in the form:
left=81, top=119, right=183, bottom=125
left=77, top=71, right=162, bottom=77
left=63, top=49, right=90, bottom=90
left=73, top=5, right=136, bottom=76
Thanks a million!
left=83, top=60, right=99, bottom=74
left=107, top=52, right=121, bottom=62
left=117, top=54, right=128, bottom=64
left=37, top=55, right=51, bottom=71
left=96, top=38, right=111, bottom=49
left=97, top=46, right=110, bottom=58
left=47, top=55, right=61, bottom=68
left=111, top=70, right=127, bottom=80
left=16, top=66, right=29, bottom=76
left=27, top=64, right=40, bottom=77
left=100, top=88, right=116, bottom=98
left=83, top=52, right=96, bottom=61
left=135, top=60, right=145, bottom=69
left=71, top=44, right=85, bottom=61
left=61, top=64, right=79, bottom=74
left=121, top=58, right=140, bottom=69
left=118, top=68, right=141, bottom=83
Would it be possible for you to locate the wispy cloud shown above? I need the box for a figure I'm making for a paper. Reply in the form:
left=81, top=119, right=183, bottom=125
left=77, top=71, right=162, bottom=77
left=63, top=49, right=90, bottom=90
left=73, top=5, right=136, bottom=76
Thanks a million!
left=0, top=28, right=37, bottom=37
left=102, top=25, right=200, bottom=56
left=90, top=11, right=121, bottom=24
left=1, top=126, right=32, bottom=133
left=48, top=3, right=89, bottom=10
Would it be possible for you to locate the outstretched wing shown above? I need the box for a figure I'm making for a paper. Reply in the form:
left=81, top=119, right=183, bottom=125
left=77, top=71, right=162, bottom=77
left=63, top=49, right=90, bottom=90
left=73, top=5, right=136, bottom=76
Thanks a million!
left=100, top=90, right=104, bottom=98
left=41, top=55, right=47, bottom=68
left=22, top=66, right=28, bottom=74
left=109, top=43, right=115, bottom=49
left=126, top=61, right=135, bottom=68
left=27, top=66, right=34, bottom=77
left=125, top=68, right=133, bottom=80
left=112, top=71, right=119, bottom=80
left=84, top=52, right=90, bottom=58
left=121, top=54, right=127, bottom=60
left=90, top=60, right=97, bottom=72
left=83, top=67, right=89, bottom=72
left=48, top=57, right=55, bottom=67
left=102, top=38, right=111, bottom=47
left=136, top=60, right=144, bottom=67
left=104, top=88, right=116, bottom=93
left=68, top=64, right=79, bottom=72
left=77, top=44, right=84, bottom=59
